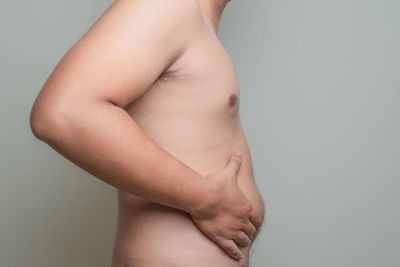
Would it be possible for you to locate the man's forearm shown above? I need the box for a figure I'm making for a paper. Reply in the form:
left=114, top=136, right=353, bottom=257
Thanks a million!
left=30, top=99, right=211, bottom=214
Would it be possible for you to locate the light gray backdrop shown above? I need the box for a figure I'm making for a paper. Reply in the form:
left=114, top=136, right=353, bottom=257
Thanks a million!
left=1, top=0, right=399, bottom=266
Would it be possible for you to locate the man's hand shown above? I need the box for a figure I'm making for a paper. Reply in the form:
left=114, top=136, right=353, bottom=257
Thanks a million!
left=189, top=152, right=260, bottom=261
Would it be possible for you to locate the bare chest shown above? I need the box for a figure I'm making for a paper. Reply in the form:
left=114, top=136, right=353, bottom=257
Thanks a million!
left=163, top=30, right=240, bottom=107
left=127, top=19, right=240, bottom=111
left=125, top=16, right=242, bottom=155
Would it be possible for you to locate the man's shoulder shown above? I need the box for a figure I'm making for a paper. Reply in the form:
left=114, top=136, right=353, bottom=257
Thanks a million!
left=156, top=0, right=202, bottom=29
left=117, top=0, right=203, bottom=40
left=119, top=0, right=201, bottom=23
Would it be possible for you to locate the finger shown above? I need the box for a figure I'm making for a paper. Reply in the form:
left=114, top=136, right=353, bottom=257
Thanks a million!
left=233, top=231, right=251, bottom=247
left=249, top=214, right=263, bottom=230
left=219, top=239, right=243, bottom=261
left=241, top=220, right=257, bottom=240
left=225, top=152, right=242, bottom=177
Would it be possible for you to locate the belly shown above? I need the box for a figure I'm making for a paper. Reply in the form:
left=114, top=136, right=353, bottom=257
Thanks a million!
left=111, top=100, right=265, bottom=267
left=112, top=193, right=253, bottom=267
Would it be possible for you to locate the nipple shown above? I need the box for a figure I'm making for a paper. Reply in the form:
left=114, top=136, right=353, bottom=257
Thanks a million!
left=228, top=94, right=237, bottom=106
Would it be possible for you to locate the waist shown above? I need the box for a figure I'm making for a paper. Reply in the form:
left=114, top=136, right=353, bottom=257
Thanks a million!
left=111, top=111, right=264, bottom=266
left=112, top=197, right=248, bottom=267
left=114, top=126, right=263, bottom=227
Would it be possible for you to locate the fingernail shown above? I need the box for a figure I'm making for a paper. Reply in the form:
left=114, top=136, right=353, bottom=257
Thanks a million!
left=234, top=152, right=242, bottom=159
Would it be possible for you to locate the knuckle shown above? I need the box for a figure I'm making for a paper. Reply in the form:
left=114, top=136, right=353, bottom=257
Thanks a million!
left=233, top=233, right=249, bottom=247
left=238, top=217, right=246, bottom=225
left=256, top=215, right=264, bottom=227
left=253, top=221, right=261, bottom=229
left=249, top=214, right=264, bottom=229
left=238, top=232, right=249, bottom=243
left=242, top=202, right=252, bottom=215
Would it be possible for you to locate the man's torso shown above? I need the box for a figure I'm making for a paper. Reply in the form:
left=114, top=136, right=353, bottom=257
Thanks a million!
left=111, top=3, right=265, bottom=267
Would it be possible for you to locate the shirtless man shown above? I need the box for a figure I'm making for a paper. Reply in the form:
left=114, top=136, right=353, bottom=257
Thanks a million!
left=29, top=0, right=265, bottom=266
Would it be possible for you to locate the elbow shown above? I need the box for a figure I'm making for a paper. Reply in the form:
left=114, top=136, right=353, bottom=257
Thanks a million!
left=30, top=91, right=105, bottom=142
left=30, top=106, right=56, bottom=142
left=29, top=100, right=67, bottom=142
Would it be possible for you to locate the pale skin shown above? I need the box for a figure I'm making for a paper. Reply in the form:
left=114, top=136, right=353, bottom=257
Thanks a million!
left=30, top=0, right=265, bottom=266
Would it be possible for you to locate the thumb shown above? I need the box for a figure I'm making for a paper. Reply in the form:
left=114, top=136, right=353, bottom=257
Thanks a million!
left=225, top=152, right=242, bottom=177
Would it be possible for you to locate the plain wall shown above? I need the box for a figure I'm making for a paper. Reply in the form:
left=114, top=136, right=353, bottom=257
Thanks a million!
left=1, top=0, right=399, bottom=266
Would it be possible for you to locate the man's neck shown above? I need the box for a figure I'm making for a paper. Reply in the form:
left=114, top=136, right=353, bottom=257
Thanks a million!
left=197, top=0, right=230, bottom=33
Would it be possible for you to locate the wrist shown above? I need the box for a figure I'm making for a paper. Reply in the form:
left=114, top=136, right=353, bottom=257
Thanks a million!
left=183, top=176, right=216, bottom=216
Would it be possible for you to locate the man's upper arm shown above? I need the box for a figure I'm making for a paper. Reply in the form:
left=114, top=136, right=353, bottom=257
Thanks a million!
left=38, top=0, right=196, bottom=109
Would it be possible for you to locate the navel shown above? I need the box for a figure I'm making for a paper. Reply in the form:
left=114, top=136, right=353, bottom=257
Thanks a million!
left=228, top=94, right=237, bottom=106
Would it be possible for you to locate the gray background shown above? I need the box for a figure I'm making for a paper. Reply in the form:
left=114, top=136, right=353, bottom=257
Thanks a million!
left=1, top=0, right=399, bottom=266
